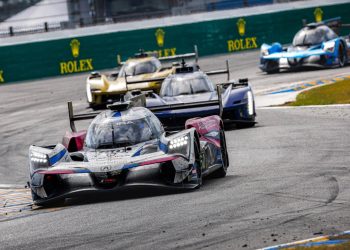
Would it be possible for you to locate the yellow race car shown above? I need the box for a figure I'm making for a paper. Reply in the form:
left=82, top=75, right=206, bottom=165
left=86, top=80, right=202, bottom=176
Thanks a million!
left=86, top=47, right=198, bottom=108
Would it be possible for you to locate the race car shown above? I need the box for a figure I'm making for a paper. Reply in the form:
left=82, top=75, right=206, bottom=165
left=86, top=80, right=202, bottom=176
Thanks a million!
left=260, top=17, right=350, bottom=73
left=125, top=60, right=256, bottom=129
left=28, top=100, right=229, bottom=207
left=86, top=46, right=198, bottom=109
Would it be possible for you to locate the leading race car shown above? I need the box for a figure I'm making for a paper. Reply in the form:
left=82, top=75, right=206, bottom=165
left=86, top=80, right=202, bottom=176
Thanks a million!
left=86, top=46, right=198, bottom=109
left=28, top=100, right=229, bottom=207
left=260, top=17, right=350, bottom=73
left=126, top=60, right=256, bottom=129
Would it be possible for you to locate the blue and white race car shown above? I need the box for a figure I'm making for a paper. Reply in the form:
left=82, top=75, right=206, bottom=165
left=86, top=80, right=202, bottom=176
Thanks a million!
left=260, top=17, right=350, bottom=73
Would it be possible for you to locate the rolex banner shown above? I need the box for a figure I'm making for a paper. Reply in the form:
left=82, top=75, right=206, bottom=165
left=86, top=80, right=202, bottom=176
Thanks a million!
left=0, top=2, right=349, bottom=83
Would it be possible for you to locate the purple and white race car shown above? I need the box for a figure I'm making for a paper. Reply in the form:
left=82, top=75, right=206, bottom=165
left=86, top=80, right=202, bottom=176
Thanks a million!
left=28, top=101, right=229, bottom=207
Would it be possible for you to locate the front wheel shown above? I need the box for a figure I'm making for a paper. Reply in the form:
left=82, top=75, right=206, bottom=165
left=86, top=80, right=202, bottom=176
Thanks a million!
left=212, top=129, right=229, bottom=178
left=192, top=139, right=202, bottom=188
left=263, top=60, right=279, bottom=74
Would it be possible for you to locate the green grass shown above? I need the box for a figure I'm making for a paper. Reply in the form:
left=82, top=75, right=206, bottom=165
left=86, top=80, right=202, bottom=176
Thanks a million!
left=290, top=78, right=350, bottom=106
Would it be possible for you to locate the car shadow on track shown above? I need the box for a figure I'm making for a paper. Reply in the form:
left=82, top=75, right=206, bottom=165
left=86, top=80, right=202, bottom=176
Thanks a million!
left=224, top=123, right=258, bottom=131
left=44, top=175, right=240, bottom=208
left=260, top=66, right=338, bottom=76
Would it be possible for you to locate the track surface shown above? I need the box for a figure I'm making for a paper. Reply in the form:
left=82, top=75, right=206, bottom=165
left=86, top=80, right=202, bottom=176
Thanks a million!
left=0, top=50, right=350, bottom=249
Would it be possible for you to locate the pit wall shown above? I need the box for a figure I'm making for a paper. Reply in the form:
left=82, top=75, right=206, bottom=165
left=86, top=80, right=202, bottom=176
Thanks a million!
left=0, top=2, right=349, bottom=84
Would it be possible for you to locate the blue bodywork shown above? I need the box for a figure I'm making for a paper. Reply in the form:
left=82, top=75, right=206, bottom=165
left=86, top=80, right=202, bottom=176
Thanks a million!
left=260, top=18, right=350, bottom=73
left=143, top=71, right=256, bottom=128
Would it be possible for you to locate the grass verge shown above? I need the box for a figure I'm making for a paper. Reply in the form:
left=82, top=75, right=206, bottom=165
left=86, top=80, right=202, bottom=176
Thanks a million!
left=289, top=78, right=350, bottom=106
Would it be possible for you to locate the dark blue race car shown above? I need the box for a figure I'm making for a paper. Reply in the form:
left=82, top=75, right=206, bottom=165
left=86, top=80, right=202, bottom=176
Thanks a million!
left=126, top=61, right=256, bottom=129
left=260, top=17, right=350, bottom=73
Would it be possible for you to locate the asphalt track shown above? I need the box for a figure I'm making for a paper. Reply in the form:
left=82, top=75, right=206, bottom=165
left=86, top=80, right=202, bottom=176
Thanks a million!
left=0, top=50, right=350, bottom=249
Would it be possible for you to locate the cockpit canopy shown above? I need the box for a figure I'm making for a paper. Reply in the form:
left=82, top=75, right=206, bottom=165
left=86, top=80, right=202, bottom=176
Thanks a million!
left=85, top=108, right=163, bottom=149
left=119, top=58, right=161, bottom=77
left=160, top=72, right=215, bottom=97
left=292, top=25, right=337, bottom=47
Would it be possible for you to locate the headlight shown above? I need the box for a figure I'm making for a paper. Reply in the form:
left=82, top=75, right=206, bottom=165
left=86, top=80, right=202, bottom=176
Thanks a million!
left=247, top=91, right=254, bottom=116
left=168, top=134, right=190, bottom=156
left=323, top=41, right=335, bottom=53
left=29, top=151, right=50, bottom=171
left=169, top=136, right=189, bottom=149
left=261, top=48, right=269, bottom=56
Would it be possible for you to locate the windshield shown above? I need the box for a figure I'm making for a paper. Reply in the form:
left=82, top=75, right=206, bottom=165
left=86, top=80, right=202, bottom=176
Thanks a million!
left=160, top=76, right=214, bottom=97
left=292, top=26, right=337, bottom=46
left=85, top=117, right=156, bottom=149
left=119, top=59, right=160, bottom=77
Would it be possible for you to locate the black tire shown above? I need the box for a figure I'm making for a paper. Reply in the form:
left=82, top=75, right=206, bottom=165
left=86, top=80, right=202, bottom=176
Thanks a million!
left=212, top=129, right=229, bottom=178
left=338, top=43, right=346, bottom=68
left=264, top=61, right=279, bottom=74
left=193, top=139, right=202, bottom=188
left=236, top=121, right=255, bottom=129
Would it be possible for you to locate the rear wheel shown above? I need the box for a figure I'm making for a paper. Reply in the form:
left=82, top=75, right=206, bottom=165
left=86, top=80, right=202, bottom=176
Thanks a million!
left=212, top=129, right=229, bottom=178
left=264, top=61, right=279, bottom=74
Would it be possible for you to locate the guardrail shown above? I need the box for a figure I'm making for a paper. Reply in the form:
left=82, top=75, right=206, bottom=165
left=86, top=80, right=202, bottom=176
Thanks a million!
left=0, top=2, right=349, bottom=84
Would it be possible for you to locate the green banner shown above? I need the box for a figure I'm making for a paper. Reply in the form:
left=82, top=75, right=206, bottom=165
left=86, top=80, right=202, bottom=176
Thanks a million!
left=1, top=3, right=349, bottom=84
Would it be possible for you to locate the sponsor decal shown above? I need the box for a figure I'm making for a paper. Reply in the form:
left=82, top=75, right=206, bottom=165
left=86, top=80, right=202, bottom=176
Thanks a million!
left=155, top=28, right=165, bottom=47
left=154, top=28, right=177, bottom=57
left=59, top=39, right=94, bottom=75
left=0, top=70, right=4, bottom=83
left=70, top=39, right=80, bottom=58
left=227, top=18, right=258, bottom=52
left=237, top=18, right=246, bottom=36
left=314, top=7, right=323, bottom=22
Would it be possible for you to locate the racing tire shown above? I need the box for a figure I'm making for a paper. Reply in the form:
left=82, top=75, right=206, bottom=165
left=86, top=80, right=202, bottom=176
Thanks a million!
left=236, top=121, right=255, bottom=129
left=212, top=129, right=229, bottom=178
left=193, top=139, right=202, bottom=188
left=338, top=43, right=346, bottom=68
left=264, top=61, right=279, bottom=74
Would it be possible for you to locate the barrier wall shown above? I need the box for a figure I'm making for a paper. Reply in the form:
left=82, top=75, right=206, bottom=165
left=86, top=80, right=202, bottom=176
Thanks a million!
left=0, top=2, right=349, bottom=84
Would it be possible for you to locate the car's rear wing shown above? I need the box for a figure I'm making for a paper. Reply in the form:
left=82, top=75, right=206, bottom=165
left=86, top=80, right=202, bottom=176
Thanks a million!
left=67, top=102, right=99, bottom=132
left=125, top=60, right=231, bottom=85
left=118, top=45, right=199, bottom=66
left=67, top=94, right=146, bottom=132
left=159, top=45, right=198, bottom=63
left=303, top=17, right=350, bottom=35
left=218, top=78, right=249, bottom=89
